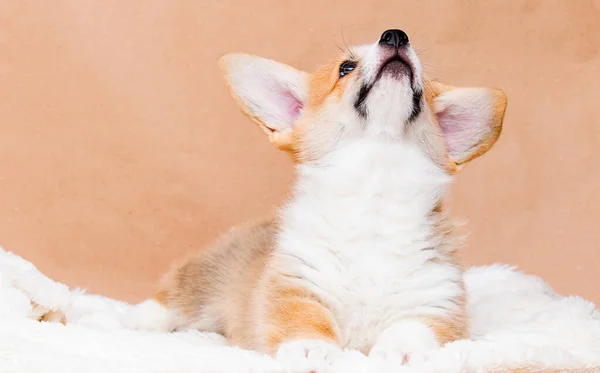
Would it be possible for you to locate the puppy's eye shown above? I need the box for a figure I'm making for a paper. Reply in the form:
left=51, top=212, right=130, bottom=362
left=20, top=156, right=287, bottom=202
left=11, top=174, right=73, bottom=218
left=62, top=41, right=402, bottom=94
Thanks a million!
left=339, top=61, right=356, bottom=78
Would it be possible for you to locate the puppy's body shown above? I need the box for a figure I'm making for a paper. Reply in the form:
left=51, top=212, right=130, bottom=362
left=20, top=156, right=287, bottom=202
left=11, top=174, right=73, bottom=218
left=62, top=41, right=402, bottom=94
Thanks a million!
left=271, top=139, right=464, bottom=354
left=136, top=150, right=465, bottom=357
left=129, top=29, right=506, bottom=364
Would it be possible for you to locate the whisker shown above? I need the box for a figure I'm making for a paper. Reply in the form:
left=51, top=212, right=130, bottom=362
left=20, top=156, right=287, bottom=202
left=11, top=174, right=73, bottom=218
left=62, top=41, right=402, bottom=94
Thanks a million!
left=414, top=47, right=428, bottom=56
left=341, top=24, right=349, bottom=52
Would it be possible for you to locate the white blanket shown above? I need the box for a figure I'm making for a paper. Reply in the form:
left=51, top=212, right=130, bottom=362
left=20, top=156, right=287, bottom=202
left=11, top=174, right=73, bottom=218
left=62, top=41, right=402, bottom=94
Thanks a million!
left=0, top=246, right=599, bottom=373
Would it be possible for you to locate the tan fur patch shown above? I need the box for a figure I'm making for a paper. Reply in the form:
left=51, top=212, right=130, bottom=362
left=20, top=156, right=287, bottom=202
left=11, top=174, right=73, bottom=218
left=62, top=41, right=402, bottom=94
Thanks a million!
left=307, top=56, right=350, bottom=110
left=419, top=303, right=467, bottom=344
left=154, top=288, right=169, bottom=305
left=263, top=278, right=339, bottom=353
left=419, top=202, right=468, bottom=344
left=289, top=55, right=353, bottom=164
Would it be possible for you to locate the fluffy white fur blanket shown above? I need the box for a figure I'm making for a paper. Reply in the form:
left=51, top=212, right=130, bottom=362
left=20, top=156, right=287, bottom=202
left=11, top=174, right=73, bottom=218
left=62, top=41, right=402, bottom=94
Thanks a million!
left=0, top=246, right=598, bottom=373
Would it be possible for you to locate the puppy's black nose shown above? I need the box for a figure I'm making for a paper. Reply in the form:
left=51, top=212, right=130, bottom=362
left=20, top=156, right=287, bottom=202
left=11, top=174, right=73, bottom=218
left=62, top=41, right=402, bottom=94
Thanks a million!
left=379, top=29, right=409, bottom=48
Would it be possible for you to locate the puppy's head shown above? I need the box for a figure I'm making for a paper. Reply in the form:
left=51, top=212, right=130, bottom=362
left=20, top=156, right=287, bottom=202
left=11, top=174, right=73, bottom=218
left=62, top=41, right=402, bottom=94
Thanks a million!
left=220, top=29, right=507, bottom=172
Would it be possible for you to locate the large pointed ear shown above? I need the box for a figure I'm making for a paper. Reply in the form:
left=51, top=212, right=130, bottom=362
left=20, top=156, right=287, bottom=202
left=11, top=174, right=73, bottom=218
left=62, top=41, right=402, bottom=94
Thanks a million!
left=219, top=53, right=309, bottom=150
left=432, top=82, right=507, bottom=171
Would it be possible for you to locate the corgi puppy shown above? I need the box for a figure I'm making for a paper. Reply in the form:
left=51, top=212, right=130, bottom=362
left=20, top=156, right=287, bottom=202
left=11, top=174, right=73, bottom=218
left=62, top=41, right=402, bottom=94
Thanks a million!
left=129, top=29, right=507, bottom=365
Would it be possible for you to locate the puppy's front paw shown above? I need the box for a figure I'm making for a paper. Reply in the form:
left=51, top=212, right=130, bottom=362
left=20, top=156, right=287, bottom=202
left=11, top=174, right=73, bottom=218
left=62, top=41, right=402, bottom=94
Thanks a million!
left=368, top=342, right=411, bottom=366
left=276, top=339, right=342, bottom=368
left=368, top=319, right=440, bottom=366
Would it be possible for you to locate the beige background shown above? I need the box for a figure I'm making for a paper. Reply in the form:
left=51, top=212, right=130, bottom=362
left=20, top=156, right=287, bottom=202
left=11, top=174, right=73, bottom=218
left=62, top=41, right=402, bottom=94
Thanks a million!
left=1, top=1, right=598, bottom=304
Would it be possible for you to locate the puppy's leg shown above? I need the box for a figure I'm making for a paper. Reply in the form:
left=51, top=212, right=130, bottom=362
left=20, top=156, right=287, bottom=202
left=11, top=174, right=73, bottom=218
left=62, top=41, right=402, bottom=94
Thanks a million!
left=369, top=315, right=466, bottom=365
left=123, top=255, right=217, bottom=333
left=259, top=279, right=341, bottom=364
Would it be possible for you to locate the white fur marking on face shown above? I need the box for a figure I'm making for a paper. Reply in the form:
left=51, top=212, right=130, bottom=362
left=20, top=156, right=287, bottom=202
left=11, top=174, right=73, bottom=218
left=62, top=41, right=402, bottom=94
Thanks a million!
left=365, top=77, right=415, bottom=136
left=353, top=41, right=424, bottom=135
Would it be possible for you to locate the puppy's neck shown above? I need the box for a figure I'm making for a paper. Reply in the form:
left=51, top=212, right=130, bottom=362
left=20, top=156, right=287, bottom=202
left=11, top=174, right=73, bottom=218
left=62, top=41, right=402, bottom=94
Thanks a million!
left=278, top=139, right=452, bottom=255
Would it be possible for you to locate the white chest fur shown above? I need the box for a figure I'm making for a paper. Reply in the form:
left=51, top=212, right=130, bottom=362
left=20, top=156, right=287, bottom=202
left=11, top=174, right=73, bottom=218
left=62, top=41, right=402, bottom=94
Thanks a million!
left=275, top=139, right=463, bottom=351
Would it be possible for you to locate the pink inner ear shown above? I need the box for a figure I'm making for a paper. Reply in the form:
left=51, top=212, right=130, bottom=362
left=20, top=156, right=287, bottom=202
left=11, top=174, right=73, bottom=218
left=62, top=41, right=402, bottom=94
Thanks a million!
left=278, top=88, right=304, bottom=124
left=437, top=105, right=485, bottom=156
